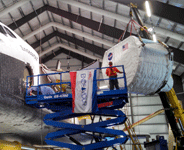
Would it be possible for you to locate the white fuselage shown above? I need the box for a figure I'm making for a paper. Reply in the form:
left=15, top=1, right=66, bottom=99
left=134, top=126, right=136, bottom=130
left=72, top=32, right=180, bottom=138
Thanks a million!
left=0, top=22, right=39, bottom=85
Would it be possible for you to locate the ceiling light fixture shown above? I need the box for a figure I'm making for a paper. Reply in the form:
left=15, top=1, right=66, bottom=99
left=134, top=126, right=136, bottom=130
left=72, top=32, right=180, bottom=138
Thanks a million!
left=148, top=27, right=153, bottom=33
left=145, top=1, right=151, bottom=17
left=152, top=33, right=157, bottom=42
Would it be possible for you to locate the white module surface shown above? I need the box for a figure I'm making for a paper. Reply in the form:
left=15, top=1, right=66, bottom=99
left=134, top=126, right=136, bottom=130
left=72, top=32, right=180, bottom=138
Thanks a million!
left=102, top=36, right=173, bottom=95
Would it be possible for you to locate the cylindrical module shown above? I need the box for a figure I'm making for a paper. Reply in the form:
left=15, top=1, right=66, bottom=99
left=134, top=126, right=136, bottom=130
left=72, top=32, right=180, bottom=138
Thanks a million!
left=102, top=36, right=173, bottom=95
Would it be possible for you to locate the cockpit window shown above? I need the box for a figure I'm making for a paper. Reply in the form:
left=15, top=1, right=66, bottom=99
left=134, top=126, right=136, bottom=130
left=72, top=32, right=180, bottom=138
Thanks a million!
left=4, top=27, right=16, bottom=38
left=0, top=25, right=6, bottom=35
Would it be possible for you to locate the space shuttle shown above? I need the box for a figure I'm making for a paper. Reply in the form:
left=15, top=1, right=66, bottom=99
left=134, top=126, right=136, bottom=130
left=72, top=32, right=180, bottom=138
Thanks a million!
left=0, top=22, right=39, bottom=84
left=0, top=22, right=53, bottom=145
left=0, top=21, right=94, bottom=146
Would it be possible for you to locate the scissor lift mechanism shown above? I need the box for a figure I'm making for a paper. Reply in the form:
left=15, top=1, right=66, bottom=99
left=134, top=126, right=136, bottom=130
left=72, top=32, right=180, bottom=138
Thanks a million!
left=25, top=65, right=129, bottom=150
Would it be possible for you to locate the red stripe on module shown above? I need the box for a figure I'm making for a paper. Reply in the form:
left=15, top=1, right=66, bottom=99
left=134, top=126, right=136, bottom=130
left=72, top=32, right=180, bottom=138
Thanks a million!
left=70, top=72, right=77, bottom=113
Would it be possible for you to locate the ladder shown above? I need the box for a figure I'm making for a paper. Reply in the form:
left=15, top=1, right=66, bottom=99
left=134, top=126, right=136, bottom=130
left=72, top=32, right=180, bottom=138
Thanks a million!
left=124, top=118, right=143, bottom=150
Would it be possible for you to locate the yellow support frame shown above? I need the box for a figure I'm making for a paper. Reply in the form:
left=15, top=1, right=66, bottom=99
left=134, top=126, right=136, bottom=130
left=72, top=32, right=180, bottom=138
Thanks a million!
left=124, top=109, right=164, bottom=130
left=166, top=88, right=184, bottom=135
left=0, top=140, right=21, bottom=150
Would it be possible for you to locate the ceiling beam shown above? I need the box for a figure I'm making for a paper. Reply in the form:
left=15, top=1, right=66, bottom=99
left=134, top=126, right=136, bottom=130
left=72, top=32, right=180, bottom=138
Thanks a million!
left=6, top=0, right=184, bottom=29
left=39, top=43, right=102, bottom=61
left=61, top=48, right=93, bottom=64
left=41, top=48, right=63, bottom=64
left=61, top=0, right=184, bottom=42
left=8, top=4, right=129, bottom=39
left=55, top=32, right=105, bottom=57
left=7, top=3, right=184, bottom=65
left=22, top=22, right=114, bottom=47
left=31, top=31, right=106, bottom=56
left=110, top=0, right=184, bottom=25
left=41, top=47, right=93, bottom=64
left=170, top=46, right=184, bottom=64
left=31, top=31, right=56, bottom=48
left=39, top=35, right=184, bottom=65
left=7, top=2, right=184, bottom=43
left=0, top=0, right=28, bottom=18
left=150, top=2, right=184, bottom=25
left=8, top=5, right=47, bottom=30
left=46, top=5, right=125, bottom=40
left=30, top=26, right=184, bottom=65
left=29, top=23, right=184, bottom=65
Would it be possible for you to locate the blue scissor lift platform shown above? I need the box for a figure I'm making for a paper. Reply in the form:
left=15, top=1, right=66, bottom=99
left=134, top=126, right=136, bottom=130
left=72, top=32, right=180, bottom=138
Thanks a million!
left=25, top=65, right=129, bottom=150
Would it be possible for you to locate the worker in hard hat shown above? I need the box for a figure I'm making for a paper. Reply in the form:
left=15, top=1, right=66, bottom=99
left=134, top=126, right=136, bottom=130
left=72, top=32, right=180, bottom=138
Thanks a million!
left=106, top=61, right=123, bottom=90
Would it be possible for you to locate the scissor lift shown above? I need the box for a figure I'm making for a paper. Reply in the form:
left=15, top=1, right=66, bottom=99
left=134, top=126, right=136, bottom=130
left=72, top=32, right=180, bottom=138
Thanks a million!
left=25, top=65, right=128, bottom=150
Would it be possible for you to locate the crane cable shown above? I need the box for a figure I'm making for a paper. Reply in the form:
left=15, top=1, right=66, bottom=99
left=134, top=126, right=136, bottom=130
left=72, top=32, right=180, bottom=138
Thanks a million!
left=118, top=7, right=150, bottom=46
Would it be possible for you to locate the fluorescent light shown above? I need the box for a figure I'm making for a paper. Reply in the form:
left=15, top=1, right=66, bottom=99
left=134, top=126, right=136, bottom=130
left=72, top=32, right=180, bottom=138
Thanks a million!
left=152, top=34, right=157, bottom=42
left=145, top=1, right=151, bottom=17
left=148, top=27, right=153, bottom=33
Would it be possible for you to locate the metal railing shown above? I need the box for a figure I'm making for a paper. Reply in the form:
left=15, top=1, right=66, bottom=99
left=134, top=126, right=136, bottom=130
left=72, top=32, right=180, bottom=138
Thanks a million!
left=26, top=65, right=127, bottom=97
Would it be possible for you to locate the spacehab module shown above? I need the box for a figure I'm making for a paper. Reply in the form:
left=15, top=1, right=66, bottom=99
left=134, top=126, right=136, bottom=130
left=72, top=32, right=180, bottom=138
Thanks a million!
left=102, top=36, right=173, bottom=95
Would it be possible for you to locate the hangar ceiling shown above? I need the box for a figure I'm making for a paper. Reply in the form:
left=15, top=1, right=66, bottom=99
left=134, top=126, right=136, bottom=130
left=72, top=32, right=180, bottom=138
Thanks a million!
left=0, top=0, right=184, bottom=76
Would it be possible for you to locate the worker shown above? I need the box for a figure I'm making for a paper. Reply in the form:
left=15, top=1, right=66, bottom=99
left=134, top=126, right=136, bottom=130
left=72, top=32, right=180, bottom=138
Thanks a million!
left=106, top=61, right=123, bottom=90
left=27, top=86, right=55, bottom=96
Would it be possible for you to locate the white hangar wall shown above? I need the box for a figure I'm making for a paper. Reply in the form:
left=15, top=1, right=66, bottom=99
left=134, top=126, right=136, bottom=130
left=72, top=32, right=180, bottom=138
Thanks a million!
left=85, top=94, right=169, bottom=150
left=122, top=94, right=168, bottom=150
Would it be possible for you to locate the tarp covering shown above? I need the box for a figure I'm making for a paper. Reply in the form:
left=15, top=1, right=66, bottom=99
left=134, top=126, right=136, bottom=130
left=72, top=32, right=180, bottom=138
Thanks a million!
left=40, top=60, right=100, bottom=83
left=81, top=59, right=100, bottom=70
left=27, top=86, right=55, bottom=95
left=70, top=69, right=98, bottom=113
left=41, top=64, right=70, bottom=83
left=102, top=36, right=173, bottom=95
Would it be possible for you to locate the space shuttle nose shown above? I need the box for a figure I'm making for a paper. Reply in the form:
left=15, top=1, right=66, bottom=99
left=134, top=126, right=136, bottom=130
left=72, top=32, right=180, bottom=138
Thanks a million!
left=102, top=36, right=173, bottom=95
